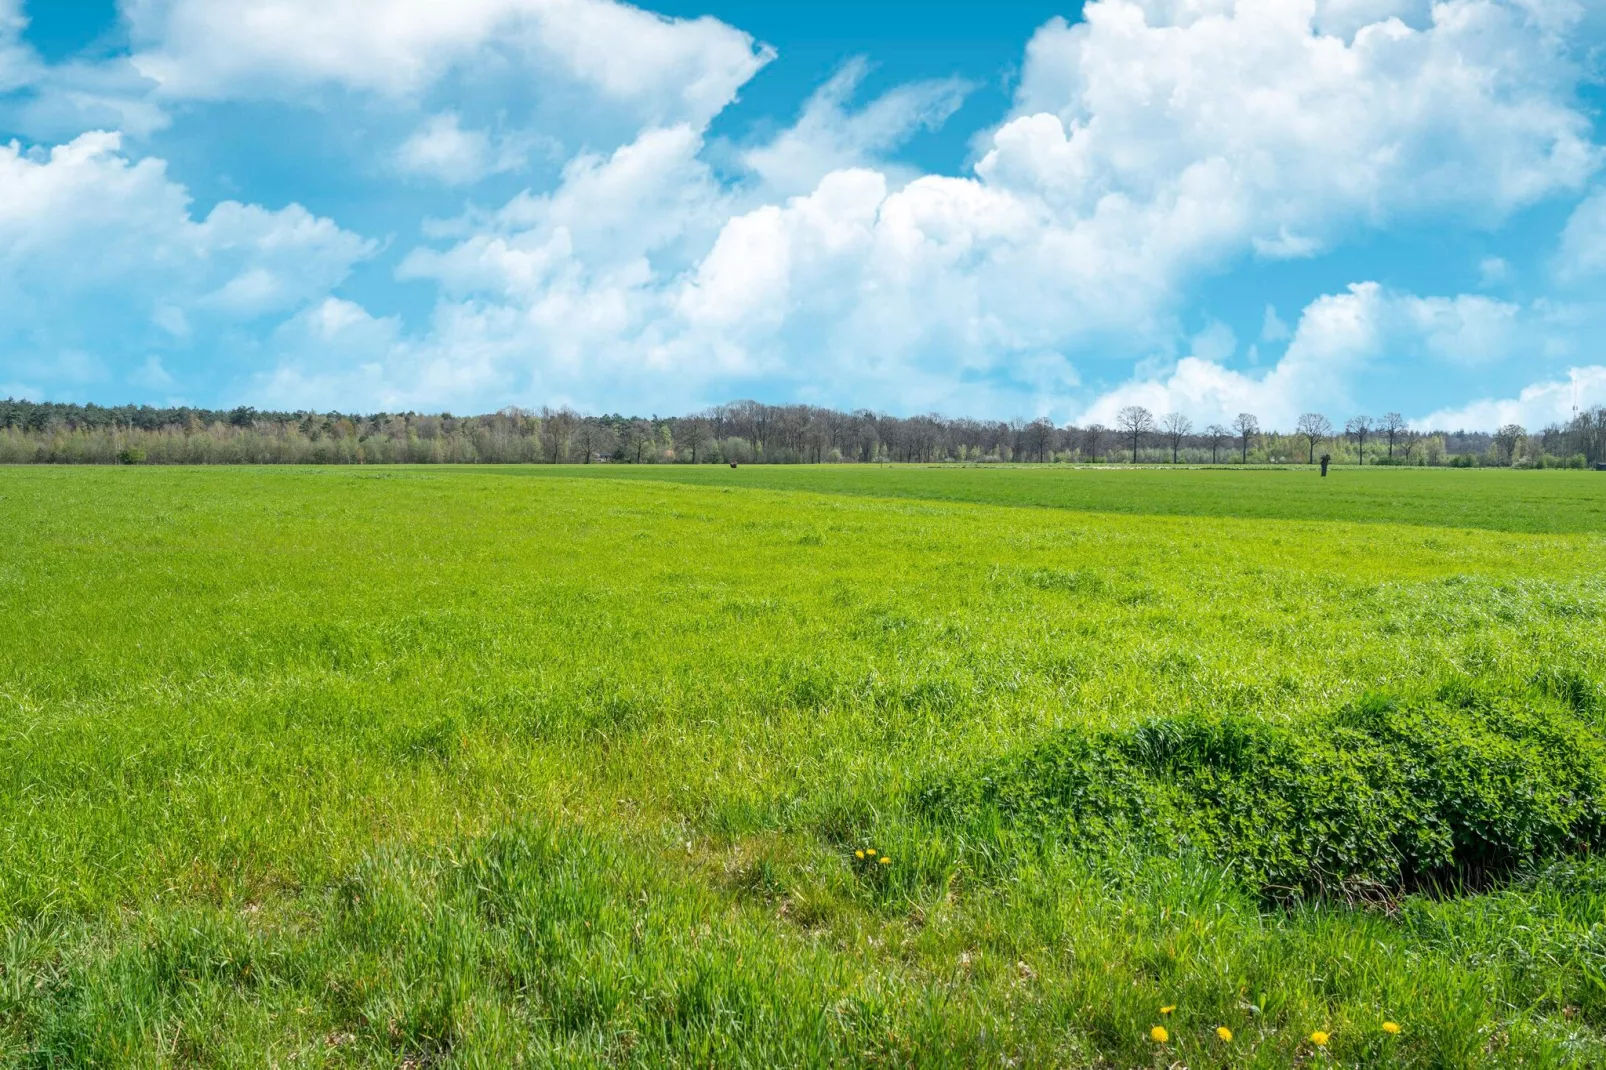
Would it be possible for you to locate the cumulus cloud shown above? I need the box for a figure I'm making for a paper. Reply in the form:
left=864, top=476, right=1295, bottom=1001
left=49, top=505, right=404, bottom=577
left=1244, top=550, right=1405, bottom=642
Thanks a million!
left=1078, top=284, right=1542, bottom=428
left=1261, top=306, right=1291, bottom=343
left=1415, top=366, right=1606, bottom=431
left=126, top=0, right=773, bottom=128
left=1080, top=283, right=1389, bottom=428
left=5, top=0, right=1604, bottom=418
left=1000, top=0, right=1595, bottom=259
left=1479, top=256, right=1512, bottom=287
left=740, top=58, right=971, bottom=197
left=394, top=112, right=533, bottom=185
left=400, top=124, right=727, bottom=301
left=241, top=0, right=1603, bottom=417
left=1557, top=188, right=1606, bottom=280
left=0, top=0, right=36, bottom=94
left=0, top=132, right=373, bottom=394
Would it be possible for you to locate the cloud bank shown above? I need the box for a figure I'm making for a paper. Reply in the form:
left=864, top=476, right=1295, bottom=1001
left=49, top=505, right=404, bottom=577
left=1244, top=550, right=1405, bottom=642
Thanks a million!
left=0, top=0, right=1602, bottom=424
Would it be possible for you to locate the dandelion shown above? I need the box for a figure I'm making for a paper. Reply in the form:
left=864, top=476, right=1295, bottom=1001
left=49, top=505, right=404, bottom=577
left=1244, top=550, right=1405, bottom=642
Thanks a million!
left=879, top=856, right=892, bottom=865
left=1150, top=1026, right=1169, bottom=1044
left=1382, top=1021, right=1401, bottom=1035
left=1310, top=1030, right=1329, bottom=1047
left=855, top=850, right=865, bottom=859
left=1160, top=1005, right=1176, bottom=1016
left=1216, top=1026, right=1233, bottom=1042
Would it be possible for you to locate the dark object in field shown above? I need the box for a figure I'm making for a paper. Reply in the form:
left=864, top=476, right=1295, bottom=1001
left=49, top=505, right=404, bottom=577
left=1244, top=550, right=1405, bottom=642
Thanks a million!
left=730, top=462, right=739, bottom=468
left=1598, top=463, right=1606, bottom=472
left=1320, top=453, right=1331, bottom=477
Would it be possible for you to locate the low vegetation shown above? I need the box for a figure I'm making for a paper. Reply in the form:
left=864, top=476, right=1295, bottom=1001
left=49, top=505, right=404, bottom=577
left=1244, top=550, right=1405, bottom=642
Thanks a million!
left=1, top=464, right=1604, bottom=1066
left=5, top=396, right=1604, bottom=468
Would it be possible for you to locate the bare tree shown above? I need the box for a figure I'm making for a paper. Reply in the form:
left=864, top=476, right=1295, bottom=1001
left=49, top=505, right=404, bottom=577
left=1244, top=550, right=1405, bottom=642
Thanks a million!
left=1232, top=412, right=1260, bottom=463
left=1162, top=412, right=1192, bottom=463
left=616, top=419, right=646, bottom=463
left=1206, top=424, right=1230, bottom=464
left=1577, top=407, right=1606, bottom=466
left=1400, top=430, right=1420, bottom=464
left=1116, top=405, right=1157, bottom=464
left=1295, top=412, right=1333, bottom=465
left=676, top=417, right=710, bottom=464
left=538, top=406, right=577, bottom=464
left=1494, top=423, right=1526, bottom=466
left=1380, top=412, right=1408, bottom=460
left=1080, top=424, right=1106, bottom=462
left=1345, top=415, right=1373, bottom=465
left=572, top=420, right=615, bottom=464
left=1024, top=417, right=1056, bottom=462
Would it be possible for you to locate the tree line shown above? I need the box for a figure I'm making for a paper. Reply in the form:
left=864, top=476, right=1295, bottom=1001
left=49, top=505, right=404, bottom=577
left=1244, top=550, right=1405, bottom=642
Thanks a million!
left=2, top=397, right=1604, bottom=469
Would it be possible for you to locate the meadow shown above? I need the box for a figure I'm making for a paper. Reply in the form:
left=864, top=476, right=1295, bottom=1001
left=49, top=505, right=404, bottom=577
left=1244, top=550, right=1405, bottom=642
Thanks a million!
left=1, top=464, right=1604, bottom=1067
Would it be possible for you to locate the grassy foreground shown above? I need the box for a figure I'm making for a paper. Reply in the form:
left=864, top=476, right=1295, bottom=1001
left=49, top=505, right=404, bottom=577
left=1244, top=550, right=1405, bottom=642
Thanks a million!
left=1, top=464, right=1604, bottom=1067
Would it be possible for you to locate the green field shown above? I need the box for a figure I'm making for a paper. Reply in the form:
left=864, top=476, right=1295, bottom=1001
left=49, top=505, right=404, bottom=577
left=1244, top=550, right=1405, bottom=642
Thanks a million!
left=2, top=465, right=1605, bottom=1067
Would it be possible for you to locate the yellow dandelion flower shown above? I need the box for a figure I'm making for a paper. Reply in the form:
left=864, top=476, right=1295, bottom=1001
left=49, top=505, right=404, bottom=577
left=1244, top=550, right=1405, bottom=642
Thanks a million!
left=1160, top=1005, right=1176, bottom=1016
left=1310, top=1030, right=1329, bottom=1047
left=1382, top=1021, right=1401, bottom=1035
left=879, top=856, right=892, bottom=865
left=855, top=850, right=865, bottom=859
left=1216, top=1026, right=1233, bottom=1042
left=1149, top=1026, right=1169, bottom=1044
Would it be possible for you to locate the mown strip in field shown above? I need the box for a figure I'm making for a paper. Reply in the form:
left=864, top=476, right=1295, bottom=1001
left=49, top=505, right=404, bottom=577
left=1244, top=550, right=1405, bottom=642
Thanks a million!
left=484, top=463, right=1606, bottom=534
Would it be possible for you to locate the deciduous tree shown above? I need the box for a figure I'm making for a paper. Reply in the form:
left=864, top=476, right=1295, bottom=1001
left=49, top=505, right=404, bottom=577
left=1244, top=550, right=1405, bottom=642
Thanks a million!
left=1345, top=415, right=1373, bottom=465
left=1232, top=412, right=1259, bottom=463
left=1494, top=423, right=1526, bottom=466
left=539, top=406, right=577, bottom=464
left=1295, top=413, right=1332, bottom=465
left=1162, top=412, right=1192, bottom=463
left=1116, top=405, right=1157, bottom=464
left=676, top=417, right=710, bottom=464
left=1381, top=412, right=1408, bottom=459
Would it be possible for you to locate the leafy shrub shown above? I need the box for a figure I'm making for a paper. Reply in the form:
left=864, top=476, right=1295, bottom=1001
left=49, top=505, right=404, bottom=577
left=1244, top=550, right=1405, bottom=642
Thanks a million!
left=920, top=687, right=1606, bottom=899
left=116, top=447, right=146, bottom=465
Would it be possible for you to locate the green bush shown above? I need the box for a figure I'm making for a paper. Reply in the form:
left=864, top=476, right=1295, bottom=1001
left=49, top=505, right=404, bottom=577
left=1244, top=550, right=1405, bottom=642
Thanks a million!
left=116, top=446, right=146, bottom=465
left=921, top=686, right=1606, bottom=899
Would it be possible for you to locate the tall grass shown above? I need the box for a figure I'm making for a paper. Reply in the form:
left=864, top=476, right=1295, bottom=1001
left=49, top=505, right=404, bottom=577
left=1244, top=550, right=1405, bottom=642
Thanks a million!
left=1, top=465, right=1604, bottom=1066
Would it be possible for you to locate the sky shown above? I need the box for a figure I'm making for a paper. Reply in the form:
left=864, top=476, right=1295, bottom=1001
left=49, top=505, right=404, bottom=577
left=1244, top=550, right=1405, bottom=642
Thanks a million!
left=1, top=0, right=1605, bottom=430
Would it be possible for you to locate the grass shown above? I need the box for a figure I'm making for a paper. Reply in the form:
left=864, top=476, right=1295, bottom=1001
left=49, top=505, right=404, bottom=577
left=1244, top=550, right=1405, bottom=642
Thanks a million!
left=495, top=462, right=1606, bottom=534
left=1, top=464, right=1604, bottom=1067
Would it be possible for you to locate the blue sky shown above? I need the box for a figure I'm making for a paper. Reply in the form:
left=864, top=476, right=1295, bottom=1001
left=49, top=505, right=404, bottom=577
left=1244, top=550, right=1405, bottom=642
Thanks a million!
left=1, top=0, right=1604, bottom=430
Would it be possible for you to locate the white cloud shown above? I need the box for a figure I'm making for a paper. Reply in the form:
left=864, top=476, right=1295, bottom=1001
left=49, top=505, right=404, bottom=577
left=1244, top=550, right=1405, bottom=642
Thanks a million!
left=0, top=132, right=373, bottom=392
left=1313, top=0, right=1432, bottom=38
left=1081, top=282, right=1389, bottom=428
left=0, top=0, right=37, bottom=94
left=1078, top=284, right=1540, bottom=428
left=0, top=134, right=372, bottom=301
left=1261, top=305, right=1291, bottom=342
left=1399, top=293, right=1522, bottom=366
left=1557, top=188, right=1606, bottom=279
left=1415, top=366, right=1606, bottom=430
left=397, top=113, right=502, bottom=185
left=249, top=0, right=1603, bottom=418
left=1000, top=0, right=1596, bottom=261
left=1479, top=256, right=1511, bottom=287
left=740, top=58, right=970, bottom=197
left=7, top=0, right=1601, bottom=419
left=131, top=354, right=177, bottom=389
left=126, top=0, right=772, bottom=128
left=400, top=124, right=726, bottom=299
